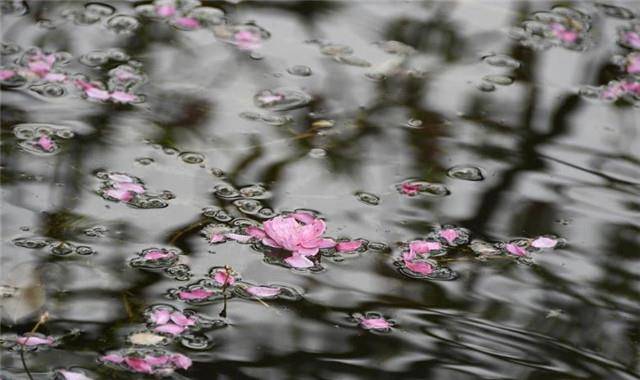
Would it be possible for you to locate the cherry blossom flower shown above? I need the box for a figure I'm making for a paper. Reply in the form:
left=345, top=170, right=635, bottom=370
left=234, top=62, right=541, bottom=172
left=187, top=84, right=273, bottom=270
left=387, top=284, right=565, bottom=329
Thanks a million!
left=247, top=212, right=336, bottom=268
left=550, top=23, right=579, bottom=43
left=531, top=236, right=558, bottom=249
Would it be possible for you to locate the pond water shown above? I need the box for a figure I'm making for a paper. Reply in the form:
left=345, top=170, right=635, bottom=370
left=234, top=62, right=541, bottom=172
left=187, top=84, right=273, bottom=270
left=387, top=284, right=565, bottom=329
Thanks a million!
left=1, top=1, right=639, bottom=379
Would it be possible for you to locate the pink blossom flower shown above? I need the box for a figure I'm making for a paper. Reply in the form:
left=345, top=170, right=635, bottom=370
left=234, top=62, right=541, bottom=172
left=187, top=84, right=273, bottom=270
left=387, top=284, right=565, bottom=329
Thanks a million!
left=110, top=91, right=138, bottom=103
left=212, top=269, right=236, bottom=286
left=154, top=323, right=186, bottom=335
left=234, top=30, right=261, bottom=51
left=15, top=334, right=55, bottom=346
left=505, top=243, right=527, bottom=256
left=124, top=357, right=153, bottom=374
left=43, top=72, right=66, bottom=82
left=178, top=288, right=214, bottom=300
left=250, top=213, right=336, bottom=268
left=439, top=229, right=459, bottom=245
left=174, top=17, right=200, bottom=29
left=143, top=249, right=174, bottom=261
left=409, top=240, right=441, bottom=256
left=57, top=369, right=94, bottom=380
left=156, top=4, right=176, bottom=17
left=171, top=354, right=192, bottom=369
left=531, top=236, right=558, bottom=249
left=336, top=240, right=363, bottom=253
left=627, top=54, right=640, bottom=74
left=550, top=23, right=578, bottom=43
left=622, top=31, right=640, bottom=49
left=359, top=317, right=392, bottom=330
left=105, top=188, right=135, bottom=202
left=0, top=69, right=16, bottom=80
left=27, top=60, right=53, bottom=77
left=36, top=135, right=55, bottom=152
left=399, top=182, right=421, bottom=196
left=257, top=93, right=284, bottom=104
left=403, top=259, right=434, bottom=275
left=101, top=354, right=124, bottom=363
left=246, top=286, right=281, bottom=298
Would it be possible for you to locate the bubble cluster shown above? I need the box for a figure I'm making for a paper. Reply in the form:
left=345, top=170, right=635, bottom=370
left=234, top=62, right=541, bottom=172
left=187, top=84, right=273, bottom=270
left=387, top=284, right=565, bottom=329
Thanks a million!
left=397, top=180, right=450, bottom=197
left=13, top=237, right=96, bottom=256
left=254, top=88, right=313, bottom=111
left=510, top=6, right=592, bottom=51
left=13, top=123, right=75, bottom=156
left=310, top=40, right=371, bottom=67
left=136, top=0, right=225, bottom=31
left=355, top=191, right=381, bottom=206
left=95, top=171, right=174, bottom=209
left=446, top=165, right=484, bottom=181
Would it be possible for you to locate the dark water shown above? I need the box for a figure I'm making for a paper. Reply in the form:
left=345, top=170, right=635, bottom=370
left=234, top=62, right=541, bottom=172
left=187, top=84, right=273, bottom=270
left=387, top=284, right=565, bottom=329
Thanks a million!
left=1, top=1, right=640, bottom=379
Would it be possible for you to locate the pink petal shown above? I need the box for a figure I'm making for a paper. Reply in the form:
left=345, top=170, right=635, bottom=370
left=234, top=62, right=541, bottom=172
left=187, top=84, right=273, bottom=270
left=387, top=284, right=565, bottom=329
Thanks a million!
left=439, top=229, right=459, bottom=244
left=246, top=286, right=281, bottom=298
left=28, top=60, right=51, bottom=76
left=178, top=288, right=214, bottom=300
left=291, top=212, right=316, bottom=225
left=213, top=270, right=236, bottom=286
left=171, top=354, right=192, bottom=369
left=154, top=323, right=186, bottom=335
left=234, top=30, right=261, bottom=50
left=409, top=240, right=441, bottom=255
left=225, top=233, right=252, bottom=243
left=170, top=312, right=196, bottom=326
left=143, top=250, right=173, bottom=261
left=143, top=355, right=170, bottom=366
left=57, top=370, right=94, bottom=380
left=175, top=17, right=200, bottom=29
left=258, top=94, right=284, bottom=104
left=150, top=308, right=171, bottom=324
left=210, top=233, right=226, bottom=243
left=404, top=260, right=434, bottom=275
left=114, top=182, right=145, bottom=193
left=108, top=173, right=134, bottom=182
left=16, top=335, right=54, bottom=346
left=0, top=69, right=15, bottom=80
left=402, top=250, right=416, bottom=261
left=105, top=188, right=134, bottom=202
left=506, top=243, right=527, bottom=256
left=44, top=72, right=66, bottom=82
left=360, top=318, right=391, bottom=330
left=400, top=182, right=420, bottom=195
left=156, top=5, right=176, bottom=17
left=86, top=87, right=110, bottom=100
left=102, top=354, right=124, bottom=363
left=124, top=357, right=153, bottom=373
left=110, top=91, right=137, bottom=103
left=262, top=237, right=282, bottom=248
left=296, top=247, right=319, bottom=256
left=285, top=253, right=314, bottom=268
left=317, top=238, right=337, bottom=249
left=37, top=135, right=55, bottom=152
left=531, top=237, right=557, bottom=249
left=245, top=226, right=266, bottom=239
left=336, top=240, right=363, bottom=252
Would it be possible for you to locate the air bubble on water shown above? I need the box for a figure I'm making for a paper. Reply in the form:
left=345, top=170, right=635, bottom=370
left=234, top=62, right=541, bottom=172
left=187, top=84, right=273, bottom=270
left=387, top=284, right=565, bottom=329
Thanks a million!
left=210, top=168, right=224, bottom=177
left=107, top=49, right=130, bottom=62
left=257, top=207, right=275, bottom=219
left=375, top=40, right=416, bottom=55
left=1, top=42, right=21, bottom=55
left=213, top=184, right=241, bottom=200
left=233, top=199, right=262, bottom=215
left=482, top=54, right=521, bottom=68
left=364, top=72, right=386, bottom=81
left=187, top=6, right=225, bottom=26
left=308, top=148, right=327, bottom=158
left=84, top=2, right=116, bottom=18
left=75, top=246, right=96, bottom=255
left=287, top=65, right=312, bottom=76
left=447, top=165, right=484, bottom=181
left=320, top=44, right=353, bottom=56
left=333, top=55, right=371, bottom=67
left=180, top=334, right=212, bottom=350
left=261, top=114, right=292, bottom=126
left=106, top=14, right=140, bottom=34
left=477, top=81, right=496, bottom=92
left=179, top=151, right=205, bottom=164
left=254, top=88, right=312, bottom=111
left=239, top=111, right=261, bottom=121
left=165, top=264, right=193, bottom=281
left=239, top=184, right=268, bottom=199
left=50, top=242, right=75, bottom=256
left=212, top=22, right=271, bottom=49
left=405, top=119, right=423, bottom=129
left=163, top=147, right=179, bottom=155
left=83, top=225, right=108, bottom=237
left=482, top=75, right=514, bottom=86
left=249, top=52, right=264, bottom=60
left=595, top=3, right=635, bottom=19
left=30, top=83, right=65, bottom=97
left=13, top=237, right=51, bottom=249
left=80, top=51, right=109, bottom=67
left=355, top=191, right=380, bottom=206
left=135, top=157, right=155, bottom=166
